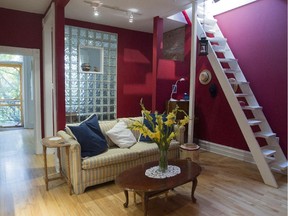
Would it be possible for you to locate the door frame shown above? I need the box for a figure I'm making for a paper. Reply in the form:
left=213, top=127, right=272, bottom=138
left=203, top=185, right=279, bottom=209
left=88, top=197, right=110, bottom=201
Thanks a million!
left=0, top=45, right=42, bottom=154
left=42, top=2, right=57, bottom=138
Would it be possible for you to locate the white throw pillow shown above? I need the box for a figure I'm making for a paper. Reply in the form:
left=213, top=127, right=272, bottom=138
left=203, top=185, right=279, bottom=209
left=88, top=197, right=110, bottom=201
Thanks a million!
left=106, top=121, right=137, bottom=148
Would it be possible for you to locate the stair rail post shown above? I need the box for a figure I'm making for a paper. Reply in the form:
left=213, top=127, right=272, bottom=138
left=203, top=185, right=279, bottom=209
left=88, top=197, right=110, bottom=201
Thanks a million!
left=188, top=0, right=198, bottom=144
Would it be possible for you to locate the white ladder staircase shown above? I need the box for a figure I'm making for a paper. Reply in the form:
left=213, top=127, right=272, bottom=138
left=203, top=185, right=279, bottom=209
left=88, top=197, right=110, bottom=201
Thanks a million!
left=197, top=1, right=288, bottom=188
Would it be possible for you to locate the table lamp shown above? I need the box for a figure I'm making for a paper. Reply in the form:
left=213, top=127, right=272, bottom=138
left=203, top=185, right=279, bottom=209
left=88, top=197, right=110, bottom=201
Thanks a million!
left=170, top=78, right=185, bottom=101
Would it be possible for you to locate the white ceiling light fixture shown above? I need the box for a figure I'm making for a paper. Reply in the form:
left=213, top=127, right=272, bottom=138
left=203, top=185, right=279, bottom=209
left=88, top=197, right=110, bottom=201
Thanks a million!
left=84, top=0, right=142, bottom=22
left=128, top=12, right=134, bottom=23
left=93, top=6, right=99, bottom=16
left=86, top=0, right=102, bottom=17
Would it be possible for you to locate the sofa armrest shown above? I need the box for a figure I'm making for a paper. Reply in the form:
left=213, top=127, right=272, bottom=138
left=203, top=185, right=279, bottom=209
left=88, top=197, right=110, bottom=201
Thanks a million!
left=57, top=130, right=80, bottom=151
left=57, top=130, right=84, bottom=194
left=174, top=125, right=185, bottom=145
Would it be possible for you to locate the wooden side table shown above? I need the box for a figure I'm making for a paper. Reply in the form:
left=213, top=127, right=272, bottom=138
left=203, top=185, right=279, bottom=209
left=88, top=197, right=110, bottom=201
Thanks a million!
left=180, top=143, right=200, bottom=163
left=42, top=136, right=72, bottom=195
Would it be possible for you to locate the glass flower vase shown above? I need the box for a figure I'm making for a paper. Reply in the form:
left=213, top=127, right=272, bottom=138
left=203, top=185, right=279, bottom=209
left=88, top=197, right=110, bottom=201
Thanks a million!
left=158, top=148, right=168, bottom=172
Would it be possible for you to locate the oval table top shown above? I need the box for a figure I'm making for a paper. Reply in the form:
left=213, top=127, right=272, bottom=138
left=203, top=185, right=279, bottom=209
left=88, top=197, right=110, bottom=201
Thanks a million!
left=115, top=159, right=201, bottom=193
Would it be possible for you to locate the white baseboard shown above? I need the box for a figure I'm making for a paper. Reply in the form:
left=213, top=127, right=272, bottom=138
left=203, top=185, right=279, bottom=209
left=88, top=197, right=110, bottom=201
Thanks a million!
left=198, top=139, right=287, bottom=175
left=198, top=139, right=255, bottom=164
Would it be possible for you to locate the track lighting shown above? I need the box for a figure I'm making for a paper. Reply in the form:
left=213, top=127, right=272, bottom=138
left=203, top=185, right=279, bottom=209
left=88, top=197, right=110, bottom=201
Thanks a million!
left=85, top=1, right=141, bottom=22
left=93, top=7, right=99, bottom=16
left=129, top=12, right=134, bottom=23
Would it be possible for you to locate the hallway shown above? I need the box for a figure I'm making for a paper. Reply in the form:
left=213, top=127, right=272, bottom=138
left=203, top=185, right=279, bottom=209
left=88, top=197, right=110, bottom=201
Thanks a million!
left=0, top=128, right=36, bottom=185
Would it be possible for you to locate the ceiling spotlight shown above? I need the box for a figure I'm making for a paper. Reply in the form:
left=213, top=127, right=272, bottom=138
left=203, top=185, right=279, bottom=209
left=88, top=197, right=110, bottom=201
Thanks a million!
left=129, top=12, right=134, bottom=23
left=93, top=7, right=99, bottom=16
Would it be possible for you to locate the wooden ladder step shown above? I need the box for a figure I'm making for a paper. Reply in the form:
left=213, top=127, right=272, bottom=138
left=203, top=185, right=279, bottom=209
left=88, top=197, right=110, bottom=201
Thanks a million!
left=197, top=7, right=205, bottom=16
left=242, top=105, right=262, bottom=110
left=198, top=17, right=217, bottom=25
left=278, top=161, right=288, bottom=170
left=235, top=93, right=249, bottom=97
left=212, top=45, right=229, bottom=52
left=254, top=132, right=276, bottom=138
left=248, top=119, right=262, bottom=126
left=218, top=58, right=238, bottom=63
left=236, top=81, right=250, bottom=85
left=205, top=28, right=216, bottom=34
left=261, top=148, right=276, bottom=157
left=208, top=37, right=227, bottom=43
left=265, top=156, right=276, bottom=164
left=223, top=69, right=241, bottom=74
left=272, top=161, right=288, bottom=171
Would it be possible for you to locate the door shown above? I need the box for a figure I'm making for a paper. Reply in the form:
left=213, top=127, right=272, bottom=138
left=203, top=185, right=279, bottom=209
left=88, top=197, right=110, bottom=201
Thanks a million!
left=43, top=2, right=57, bottom=137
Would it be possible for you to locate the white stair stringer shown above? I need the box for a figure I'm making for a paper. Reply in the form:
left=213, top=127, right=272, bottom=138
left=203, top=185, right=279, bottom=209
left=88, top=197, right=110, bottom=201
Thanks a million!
left=196, top=3, right=287, bottom=188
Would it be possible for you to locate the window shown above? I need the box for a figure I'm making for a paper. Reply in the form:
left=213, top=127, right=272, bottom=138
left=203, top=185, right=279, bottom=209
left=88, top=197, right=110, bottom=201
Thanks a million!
left=64, top=26, right=118, bottom=123
left=210, top=0, right=257, bottom=16
left=0, top=61, right=23, bottom=127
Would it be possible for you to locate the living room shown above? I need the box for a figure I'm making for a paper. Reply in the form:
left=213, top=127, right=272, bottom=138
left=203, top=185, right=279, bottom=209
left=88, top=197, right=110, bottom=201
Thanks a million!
left=0, top=0, right=287, bottom=215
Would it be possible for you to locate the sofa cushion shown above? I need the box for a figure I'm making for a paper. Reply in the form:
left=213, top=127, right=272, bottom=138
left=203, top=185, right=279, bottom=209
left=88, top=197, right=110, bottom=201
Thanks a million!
left=139, top=113, right=171, bottom=142
left=81, top=148, right=139, bottom=169
left=129, top=140, right=180, bottom=158
left=66, top=114, right=108, bottom=158
left=118, top=117, right=143, bottom=140
left=99, top=120, right=118, bottom=147
left=138, top=113, right=155, bottom=142
left=106, top=121, right=136, bottom=148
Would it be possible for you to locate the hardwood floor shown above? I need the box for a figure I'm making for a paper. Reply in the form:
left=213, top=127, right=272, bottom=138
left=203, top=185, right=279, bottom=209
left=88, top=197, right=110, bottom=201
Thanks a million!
left=0, top=128, right=287, bottom=216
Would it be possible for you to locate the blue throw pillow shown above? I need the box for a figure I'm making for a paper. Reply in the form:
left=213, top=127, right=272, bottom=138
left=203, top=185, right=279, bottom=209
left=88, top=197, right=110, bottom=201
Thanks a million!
left=139, top=114, right=155, bottom=142
left=67, top=114, right=108, bottom=157
left=139, top=113, right=172, bottom=142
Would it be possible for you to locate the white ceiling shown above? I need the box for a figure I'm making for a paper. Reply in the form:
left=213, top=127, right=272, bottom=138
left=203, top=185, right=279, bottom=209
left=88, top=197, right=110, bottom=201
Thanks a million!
left=0, top=0, right=193, bottom=33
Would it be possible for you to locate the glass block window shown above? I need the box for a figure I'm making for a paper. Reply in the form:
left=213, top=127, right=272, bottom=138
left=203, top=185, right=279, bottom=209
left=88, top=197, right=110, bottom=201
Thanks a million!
left=64, top=26, right=117, bottom=123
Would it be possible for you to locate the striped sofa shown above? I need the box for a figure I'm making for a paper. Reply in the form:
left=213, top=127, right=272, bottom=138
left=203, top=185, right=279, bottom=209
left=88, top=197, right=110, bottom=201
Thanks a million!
left=57, top=117, right=185, bottom=194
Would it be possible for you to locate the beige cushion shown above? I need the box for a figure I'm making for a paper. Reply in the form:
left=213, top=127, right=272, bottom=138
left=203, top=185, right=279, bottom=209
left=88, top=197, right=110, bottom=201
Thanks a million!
left=106, top=121, right=137, bottom=148
left=99, top=120, right=118, bottom=147
left=118, top=116, right=143, bottom=140
left=81, top=148, right=139, bottom=169
left=129, top=140, right=180, bottom=158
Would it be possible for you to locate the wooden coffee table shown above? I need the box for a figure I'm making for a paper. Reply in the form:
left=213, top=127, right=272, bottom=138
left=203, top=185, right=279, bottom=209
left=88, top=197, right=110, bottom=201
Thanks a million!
left=115, top=159, right=201, bottom=216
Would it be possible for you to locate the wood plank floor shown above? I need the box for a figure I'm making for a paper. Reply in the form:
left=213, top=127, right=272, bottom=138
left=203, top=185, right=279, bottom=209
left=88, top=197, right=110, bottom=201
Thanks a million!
left=0, top=128, right=287, bottom=216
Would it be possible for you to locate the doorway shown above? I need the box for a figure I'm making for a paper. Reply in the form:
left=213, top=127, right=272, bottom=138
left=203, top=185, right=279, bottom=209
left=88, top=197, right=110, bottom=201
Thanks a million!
left=0, top=46, right=42, bottom=154
left=0, top=63, right=23, bottom=127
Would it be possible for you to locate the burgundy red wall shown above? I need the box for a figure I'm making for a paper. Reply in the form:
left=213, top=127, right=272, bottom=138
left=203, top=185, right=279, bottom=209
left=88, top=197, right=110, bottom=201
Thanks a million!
left=1, top=1, right=286, bottom=156
left=60, top=17, right=191, bottom=125
left=0, top=8, right=42, bottom=49
left=65, top=19, right=153, bottom=118
left=195, top=0, right=287, bottom=155
left=0, top=7, right=44, bottom=134
left=157, top=24, right=191, bottom=113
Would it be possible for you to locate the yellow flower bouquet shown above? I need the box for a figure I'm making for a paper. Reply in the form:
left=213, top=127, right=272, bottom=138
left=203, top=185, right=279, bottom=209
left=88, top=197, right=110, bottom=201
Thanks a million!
left=129, top=99, right=189, bottom=172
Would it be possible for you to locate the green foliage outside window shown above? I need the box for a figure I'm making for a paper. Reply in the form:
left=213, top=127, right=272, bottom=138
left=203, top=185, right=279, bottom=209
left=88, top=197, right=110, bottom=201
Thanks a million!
left=0, top=54, right=23, bottom=126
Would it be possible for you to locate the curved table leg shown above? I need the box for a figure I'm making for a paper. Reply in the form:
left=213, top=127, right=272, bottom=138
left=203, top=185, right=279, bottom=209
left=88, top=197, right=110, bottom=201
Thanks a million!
left=143, top=193, right=148, bottom=216
left=191, top=178, right=198, bottom=203
left=123, top=190, right=129, bottom=208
